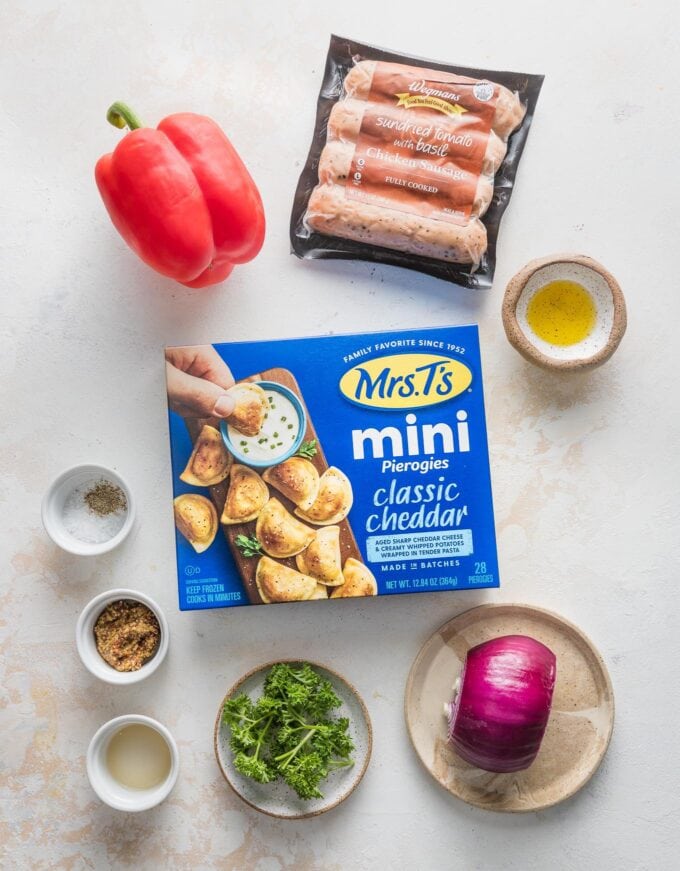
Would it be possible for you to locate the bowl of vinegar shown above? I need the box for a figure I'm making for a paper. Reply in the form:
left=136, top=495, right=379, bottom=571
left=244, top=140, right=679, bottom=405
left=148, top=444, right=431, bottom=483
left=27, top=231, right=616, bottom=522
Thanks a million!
left=87, top=715, right=179, bottom=812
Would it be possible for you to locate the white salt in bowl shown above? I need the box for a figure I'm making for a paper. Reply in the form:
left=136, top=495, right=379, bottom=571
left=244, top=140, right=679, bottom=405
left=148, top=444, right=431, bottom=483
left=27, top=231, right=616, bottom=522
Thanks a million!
left=41, top=464, right=135, bottom=555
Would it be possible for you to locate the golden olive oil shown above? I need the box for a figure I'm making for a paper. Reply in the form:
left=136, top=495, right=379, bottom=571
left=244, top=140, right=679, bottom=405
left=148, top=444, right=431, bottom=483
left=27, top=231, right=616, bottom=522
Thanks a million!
left=106, top=723, right=171, bottom=790
left=526, top=280, right=596, bottom=346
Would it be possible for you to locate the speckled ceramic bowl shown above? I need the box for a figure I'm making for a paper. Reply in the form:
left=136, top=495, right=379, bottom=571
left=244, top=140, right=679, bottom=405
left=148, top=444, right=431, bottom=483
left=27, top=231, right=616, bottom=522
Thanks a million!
left=502, top=254, right=627, bottom=372
left=214, top=660, right=372, bottom=819
left=405, top=603, right=615, bottom=812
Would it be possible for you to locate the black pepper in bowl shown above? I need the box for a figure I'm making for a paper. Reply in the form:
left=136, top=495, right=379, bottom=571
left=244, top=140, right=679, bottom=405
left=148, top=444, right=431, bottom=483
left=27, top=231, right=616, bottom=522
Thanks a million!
left=93, top=600, right=160, bottom=672
left=84, top=479, right=127, bottom=516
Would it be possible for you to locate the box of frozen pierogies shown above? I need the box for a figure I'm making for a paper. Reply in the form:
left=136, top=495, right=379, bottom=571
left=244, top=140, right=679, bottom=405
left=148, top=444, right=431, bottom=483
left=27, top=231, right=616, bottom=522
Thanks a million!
left=166, top=325, right=499, bottom=610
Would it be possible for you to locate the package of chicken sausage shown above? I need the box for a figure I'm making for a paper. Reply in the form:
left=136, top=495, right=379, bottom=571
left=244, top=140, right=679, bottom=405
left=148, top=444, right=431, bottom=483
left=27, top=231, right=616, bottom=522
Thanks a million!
left=291, top=35, right=544, bottom=289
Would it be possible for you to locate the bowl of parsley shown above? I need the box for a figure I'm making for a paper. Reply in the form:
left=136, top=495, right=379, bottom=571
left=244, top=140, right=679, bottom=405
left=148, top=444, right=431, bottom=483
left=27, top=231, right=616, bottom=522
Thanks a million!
left=214, top=660, right=372, bottom=818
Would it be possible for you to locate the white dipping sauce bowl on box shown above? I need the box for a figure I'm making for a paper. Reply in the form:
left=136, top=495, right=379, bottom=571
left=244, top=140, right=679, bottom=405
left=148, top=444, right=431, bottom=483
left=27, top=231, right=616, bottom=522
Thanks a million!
left=87, top=714, right=179, bottom=812
left=41, top=464, right=135, bottom=555
left=76, top=588, right=169, bottom=685
left=220, top=381, right=307, bottom=468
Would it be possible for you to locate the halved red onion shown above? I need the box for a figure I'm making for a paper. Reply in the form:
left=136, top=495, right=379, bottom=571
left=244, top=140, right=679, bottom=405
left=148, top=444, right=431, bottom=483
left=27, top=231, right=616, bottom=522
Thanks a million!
left=445, top=634, right=556, bottom=773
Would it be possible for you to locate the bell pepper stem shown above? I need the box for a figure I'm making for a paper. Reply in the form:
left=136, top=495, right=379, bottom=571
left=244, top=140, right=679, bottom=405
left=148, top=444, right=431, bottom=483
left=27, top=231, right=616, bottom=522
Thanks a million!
left=106, top=102, right=144, bottom=132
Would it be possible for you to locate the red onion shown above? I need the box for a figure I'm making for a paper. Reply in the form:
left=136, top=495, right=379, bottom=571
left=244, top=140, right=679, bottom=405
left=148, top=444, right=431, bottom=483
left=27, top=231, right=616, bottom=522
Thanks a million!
left=446, top=634, right=556, bottom=773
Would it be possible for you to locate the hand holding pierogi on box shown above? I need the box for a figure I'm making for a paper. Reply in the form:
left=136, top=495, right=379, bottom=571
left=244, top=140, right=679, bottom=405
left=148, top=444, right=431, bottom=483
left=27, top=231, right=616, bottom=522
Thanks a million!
left=171, top=365, right=376, bottom=606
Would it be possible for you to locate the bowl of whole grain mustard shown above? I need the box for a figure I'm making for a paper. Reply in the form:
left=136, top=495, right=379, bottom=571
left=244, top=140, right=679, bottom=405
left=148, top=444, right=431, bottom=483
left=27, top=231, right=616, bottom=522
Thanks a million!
left=76, top=589, right=169, bottom=685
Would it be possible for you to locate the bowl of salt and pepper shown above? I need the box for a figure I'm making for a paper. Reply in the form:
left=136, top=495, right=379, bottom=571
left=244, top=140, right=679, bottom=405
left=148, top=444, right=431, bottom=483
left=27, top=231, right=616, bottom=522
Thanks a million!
left=42, top=463, right=134, bottom=555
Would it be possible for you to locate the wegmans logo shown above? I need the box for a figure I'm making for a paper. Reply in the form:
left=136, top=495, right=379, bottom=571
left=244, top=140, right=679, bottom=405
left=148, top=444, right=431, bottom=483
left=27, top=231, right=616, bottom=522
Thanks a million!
left=339, top=353, right=472, bottom=410
left=395, top=80, right=469, bottom=117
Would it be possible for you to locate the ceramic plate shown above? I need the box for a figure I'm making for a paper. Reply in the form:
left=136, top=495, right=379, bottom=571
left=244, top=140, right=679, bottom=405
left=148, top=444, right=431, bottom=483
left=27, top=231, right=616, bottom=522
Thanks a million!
left=214, top=660, right=372, bottom=819
left=405, top=603, right=614, bottom=812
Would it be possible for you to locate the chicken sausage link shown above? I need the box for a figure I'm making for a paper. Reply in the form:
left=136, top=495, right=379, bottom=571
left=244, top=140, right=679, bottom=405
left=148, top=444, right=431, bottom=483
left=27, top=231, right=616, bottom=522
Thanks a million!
left=305, top=183, right=487, bottom=264
left=328, top=98, right=507, bottom=177
left=344, top=61, right=525, bottom=141
left=318, top=140, right=494, bottom=218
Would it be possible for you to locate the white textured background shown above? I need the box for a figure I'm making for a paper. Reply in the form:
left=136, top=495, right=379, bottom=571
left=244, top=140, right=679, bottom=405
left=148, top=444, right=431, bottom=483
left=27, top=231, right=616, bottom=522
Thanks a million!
left=1, top=1, right=679, bottom=869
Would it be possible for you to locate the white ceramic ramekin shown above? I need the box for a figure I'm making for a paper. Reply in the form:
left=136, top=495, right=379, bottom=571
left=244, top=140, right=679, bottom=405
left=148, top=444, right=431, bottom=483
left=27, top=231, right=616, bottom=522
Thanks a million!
left=41, top=464, right=135, bottom=555
left=76, top=588, right=169, bottom=685
left=87, top=714, right=179, bottom=812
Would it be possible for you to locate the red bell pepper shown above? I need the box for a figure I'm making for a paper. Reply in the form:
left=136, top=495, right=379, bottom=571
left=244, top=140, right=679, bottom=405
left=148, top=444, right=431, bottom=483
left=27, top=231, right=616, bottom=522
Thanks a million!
left=95, top=102, right=265, bottom=288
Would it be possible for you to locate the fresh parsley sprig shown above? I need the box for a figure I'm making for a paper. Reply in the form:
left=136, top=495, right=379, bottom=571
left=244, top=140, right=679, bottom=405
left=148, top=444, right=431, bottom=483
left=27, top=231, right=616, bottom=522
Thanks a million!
left=296, top=439, right=318, bottom=459
left=221, top=662, right=354, bottom=800
left=234, top=534, right=262, bottom=558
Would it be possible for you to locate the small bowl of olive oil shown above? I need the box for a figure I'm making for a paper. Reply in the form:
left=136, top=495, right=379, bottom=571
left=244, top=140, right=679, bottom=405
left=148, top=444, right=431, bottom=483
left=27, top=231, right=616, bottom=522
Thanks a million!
left=502, top=254, right=627, bottom=371
left=87, top=715, right=179, bottom=811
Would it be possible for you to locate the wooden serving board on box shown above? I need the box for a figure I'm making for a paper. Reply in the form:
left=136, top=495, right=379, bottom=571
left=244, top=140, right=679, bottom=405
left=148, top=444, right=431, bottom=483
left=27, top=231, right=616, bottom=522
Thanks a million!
left=184, top=367, right=362, bottom=605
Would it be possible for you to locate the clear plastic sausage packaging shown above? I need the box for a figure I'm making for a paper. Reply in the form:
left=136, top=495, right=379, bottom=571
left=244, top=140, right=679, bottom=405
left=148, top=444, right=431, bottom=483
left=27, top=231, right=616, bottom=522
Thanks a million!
left=291, top=35, right=544, bottom=289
